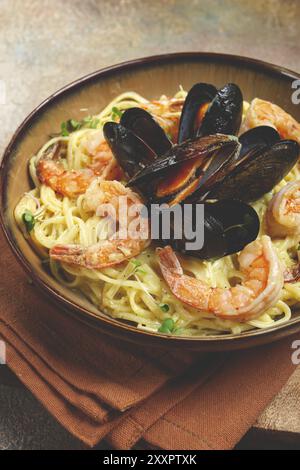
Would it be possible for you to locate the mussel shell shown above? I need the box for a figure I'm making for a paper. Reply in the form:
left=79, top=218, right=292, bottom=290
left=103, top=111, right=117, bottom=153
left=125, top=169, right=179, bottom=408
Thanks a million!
left=178, top=83, right=217, bottom=143
left=128, top=134, right=239, bottom=188
left=161, top=199, right=260, bottom=260
left=239, top=125, right=280, bottom=159
left=120, top=107, right=172, bottom=156
left=209, top=140, right=299, bottom=202
left=184, top=138, right=241, bottom=203
left=103, top=122, right=157, bottom=178
left=197, top=83, right=243, bottom=137
left=206, top=200, right=260, bottom=256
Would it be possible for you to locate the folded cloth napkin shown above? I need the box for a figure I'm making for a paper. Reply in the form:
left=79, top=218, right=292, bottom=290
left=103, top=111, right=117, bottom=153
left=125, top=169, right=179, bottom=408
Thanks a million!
left=0, top=230, right=298, bottom=449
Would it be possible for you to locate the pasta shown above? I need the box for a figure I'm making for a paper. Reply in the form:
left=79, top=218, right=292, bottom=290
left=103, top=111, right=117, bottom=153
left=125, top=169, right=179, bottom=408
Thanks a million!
left=14, top=88, right=300, bottom=336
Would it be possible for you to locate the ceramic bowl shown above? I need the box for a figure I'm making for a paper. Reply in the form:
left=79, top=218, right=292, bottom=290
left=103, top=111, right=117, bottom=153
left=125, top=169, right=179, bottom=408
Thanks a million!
left=1, top=52, right=300, bottom=350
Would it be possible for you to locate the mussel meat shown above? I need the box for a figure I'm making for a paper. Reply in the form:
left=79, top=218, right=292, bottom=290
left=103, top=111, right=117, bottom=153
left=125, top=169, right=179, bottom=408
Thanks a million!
left=128, top=134, right=241, bottom=205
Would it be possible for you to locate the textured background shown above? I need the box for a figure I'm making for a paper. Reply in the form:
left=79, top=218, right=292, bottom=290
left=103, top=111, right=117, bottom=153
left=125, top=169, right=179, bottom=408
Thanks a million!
left=0, top=0, right=300, bottom=449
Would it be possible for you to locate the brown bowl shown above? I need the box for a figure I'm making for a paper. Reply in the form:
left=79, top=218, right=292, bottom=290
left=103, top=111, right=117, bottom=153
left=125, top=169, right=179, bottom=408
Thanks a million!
left=1, top=52, right=300, bottom=351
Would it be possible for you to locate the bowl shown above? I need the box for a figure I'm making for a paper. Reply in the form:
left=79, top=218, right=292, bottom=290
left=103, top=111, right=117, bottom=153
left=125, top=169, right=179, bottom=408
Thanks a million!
left=1, top=52, right=300, bottom=351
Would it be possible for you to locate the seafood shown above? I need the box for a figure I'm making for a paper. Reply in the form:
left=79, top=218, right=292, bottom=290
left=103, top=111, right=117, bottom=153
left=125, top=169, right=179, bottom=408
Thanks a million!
left=242, top=98, right=300, bottom=143
left=36, top=137, right=121, bottom=198
left=84, top=131, right=123, bottom=181
left=50, top=180, right=149, bottom=269
left=120, top=107, right=297, bottom=206
left=157, top=236, right=283, bottom=321
left=37, top=158, right=95, bottom=198
left=160, top=199, right=260, bottom=260
left=266, top=181, right=300, bottom=238
left=50, top=238, right=146, bottom=269
left=142, top=95, right=185, bottom=142
left=104, top=85, right=298, bottom=259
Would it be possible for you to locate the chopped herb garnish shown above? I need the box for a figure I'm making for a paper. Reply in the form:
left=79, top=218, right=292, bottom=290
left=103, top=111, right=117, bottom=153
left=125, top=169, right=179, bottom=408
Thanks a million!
left=69, top=119, right=81, bottom=130
left=297, top=242, right=300, bottom=251
left=159, top=303, right=170, bottom=313
left=131, top=259, right=142, bottom=268
left=90, top=118, right=100, bottom=129
left=60, top=116, right=100, bottom=136
left=131, top=259, right=146, bottom=274
left=61, top=121, right=69, bottom=137
left=158, top=317, right=175, bottom=334
left=83, top=115, right=93, bottom=123
left=136, top=268, right=147, bottom=275
left=111, top=106, right=122, bottom=121
left=22, top=210, right=35, bottom=232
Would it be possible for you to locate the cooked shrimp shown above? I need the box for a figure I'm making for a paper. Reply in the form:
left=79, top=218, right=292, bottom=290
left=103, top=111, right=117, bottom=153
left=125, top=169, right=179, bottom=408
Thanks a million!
left=36, top=137, right=121, bottom=198
left=50, top=179, right=150, bottom=269
left=143, top=96, right=184, bottom=142
left=50, top=239, right=146, bottom=269
left=241, top=98, right=300, bottom=143
left=37, top=159, right=95, bottom=198
left=266, top=181, right=300, bottom=238
left=157, top=236, right=283, bottom=321
left=83, top=130, right=123, bottom=180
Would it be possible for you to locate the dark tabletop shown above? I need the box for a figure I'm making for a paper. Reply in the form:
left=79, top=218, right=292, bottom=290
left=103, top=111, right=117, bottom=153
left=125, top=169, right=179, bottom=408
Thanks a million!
left=1, top=0, right=300, bottom=450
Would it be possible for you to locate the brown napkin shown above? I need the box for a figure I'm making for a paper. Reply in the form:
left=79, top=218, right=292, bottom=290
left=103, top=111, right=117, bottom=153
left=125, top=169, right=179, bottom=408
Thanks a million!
left=0, top=230, right=297, bottom=449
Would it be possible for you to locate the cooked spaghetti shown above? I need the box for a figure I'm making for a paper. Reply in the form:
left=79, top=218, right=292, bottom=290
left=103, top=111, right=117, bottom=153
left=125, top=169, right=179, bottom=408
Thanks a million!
left=14, top=88, right=300, bottom=336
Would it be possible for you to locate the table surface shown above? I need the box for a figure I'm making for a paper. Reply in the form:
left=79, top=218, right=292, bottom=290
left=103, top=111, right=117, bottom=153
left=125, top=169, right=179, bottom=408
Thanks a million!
left=1, top=0, right=300, bottom=450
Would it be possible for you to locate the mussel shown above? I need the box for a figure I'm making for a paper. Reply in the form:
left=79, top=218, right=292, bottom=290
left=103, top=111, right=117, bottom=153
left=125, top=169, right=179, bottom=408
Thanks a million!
left=103, top=82, right=299, bottom=260
left=178, top=83, right=243, bottom=142
left=154, top=199, right=260, bottom=260
left=103, top=122, right=157, bottom=178
left=128, top=125, right=298, bottom=205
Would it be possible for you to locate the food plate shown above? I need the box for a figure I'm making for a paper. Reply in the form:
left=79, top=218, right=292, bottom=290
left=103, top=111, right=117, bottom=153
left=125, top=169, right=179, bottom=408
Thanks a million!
left=1, top=52, right=300, bottom=351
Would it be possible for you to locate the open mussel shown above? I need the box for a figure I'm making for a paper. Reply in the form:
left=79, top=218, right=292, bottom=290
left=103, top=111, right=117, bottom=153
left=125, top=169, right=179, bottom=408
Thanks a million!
left=103, top=83, right=299, bottom=260
left=128, top=134, right=241, bottom=205
left=178, top=83, right=217, bottom=143
left=178, top=82, right=243, bottom=142
left=128, top=125, right=298, bottom=205
left=120, top=107, right=172, bottom=156
left=238, top=125, right=280, bottom=159
left=157, top=199, right=260, bottom=260
left=103, top=121, right=158, bottom=178
left=206, top=139, right=299, bottom=203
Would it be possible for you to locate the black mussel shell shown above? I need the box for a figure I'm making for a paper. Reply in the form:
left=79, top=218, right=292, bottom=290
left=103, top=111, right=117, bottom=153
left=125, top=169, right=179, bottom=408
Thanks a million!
left=128, top=134, right=240, bottom=199
left=103, top=122, right=157, bottom=179
left=120, top=107, right=172, bottom=156
left=197, top=83, right=243, bottom=137
left=178, top=83, right=217, bottom=143
left=205, top=200, right=260, bottom=257
left=239, top=125, right=280, bottom=159
left=209, top=140, right=299, bottom=202
left=159, top=199, right=260, bottom=260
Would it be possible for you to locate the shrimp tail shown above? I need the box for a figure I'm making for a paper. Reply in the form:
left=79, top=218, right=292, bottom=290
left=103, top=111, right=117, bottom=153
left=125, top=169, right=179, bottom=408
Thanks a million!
left=157, top=246, right=183, bottom=276
left=50, top=244, right=84, bottom=265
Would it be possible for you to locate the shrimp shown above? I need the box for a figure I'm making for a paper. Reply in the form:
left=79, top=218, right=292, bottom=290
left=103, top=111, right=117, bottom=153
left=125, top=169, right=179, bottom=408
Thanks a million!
left=266, top=181, right=300, bottom=282
left=241, top=98, right=300, bottom=143
left=36, top=135, right=121, bottom=198
left=83, top=130, right=123, bottom=180
left=157, top=236, right=283, bottom=321
left=266, top=180, right=300, bottom=238
left=50, top=179, right=150, bottom=269
left=142, top=96, right=184, bottom=142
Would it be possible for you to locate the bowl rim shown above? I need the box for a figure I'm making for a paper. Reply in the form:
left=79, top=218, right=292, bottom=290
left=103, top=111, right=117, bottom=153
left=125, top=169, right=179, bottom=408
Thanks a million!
left=1, top=51, right=300, bottom=348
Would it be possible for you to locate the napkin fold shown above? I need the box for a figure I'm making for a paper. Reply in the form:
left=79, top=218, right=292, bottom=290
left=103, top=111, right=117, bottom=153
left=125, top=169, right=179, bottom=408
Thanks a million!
left=0, top=230, right=297, bottom=449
